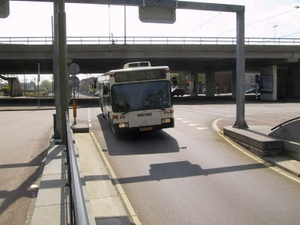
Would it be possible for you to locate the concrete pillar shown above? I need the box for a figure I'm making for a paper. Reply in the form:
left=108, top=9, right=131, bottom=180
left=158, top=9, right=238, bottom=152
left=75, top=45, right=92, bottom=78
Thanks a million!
left=284, top=64, right=300, bottom=98
left=292, top=65, right=300, bottom=98
left=190, top=73, right=198, bottom=96
left=260, top=65, right=277, bottom=101
left=205, top=72, right=215, bottom=97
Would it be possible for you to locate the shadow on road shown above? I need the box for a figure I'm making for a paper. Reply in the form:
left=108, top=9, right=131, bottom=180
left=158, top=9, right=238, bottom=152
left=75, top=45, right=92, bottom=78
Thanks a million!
left=97, top=114, right=180, bottom=155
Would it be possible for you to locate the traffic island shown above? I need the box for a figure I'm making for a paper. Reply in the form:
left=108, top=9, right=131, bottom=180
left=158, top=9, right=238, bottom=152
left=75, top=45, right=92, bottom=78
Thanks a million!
left=71, top=123, right=89, bottom=133
left=223, top=125, right=284, bottom=158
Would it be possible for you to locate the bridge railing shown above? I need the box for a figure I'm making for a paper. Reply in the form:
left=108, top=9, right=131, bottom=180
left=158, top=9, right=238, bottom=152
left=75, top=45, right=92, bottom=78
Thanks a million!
left=0, top=36, right=299, bottom=46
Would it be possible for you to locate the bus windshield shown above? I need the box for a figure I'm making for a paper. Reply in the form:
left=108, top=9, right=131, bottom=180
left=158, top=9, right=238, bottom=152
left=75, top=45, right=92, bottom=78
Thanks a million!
left=111, top=81, right=171, bottom=113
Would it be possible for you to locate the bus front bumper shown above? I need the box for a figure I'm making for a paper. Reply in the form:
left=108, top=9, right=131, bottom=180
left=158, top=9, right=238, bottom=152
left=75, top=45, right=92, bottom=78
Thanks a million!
left=113, top=118, right=174, bottom=133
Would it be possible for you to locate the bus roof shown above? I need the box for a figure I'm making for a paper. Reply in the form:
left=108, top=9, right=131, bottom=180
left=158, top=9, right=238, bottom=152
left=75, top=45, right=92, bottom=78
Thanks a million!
left=106, top=65, right=169, bottom=74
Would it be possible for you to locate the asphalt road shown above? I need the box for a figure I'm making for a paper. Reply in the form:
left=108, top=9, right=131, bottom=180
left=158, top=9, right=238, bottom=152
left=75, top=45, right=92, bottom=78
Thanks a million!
left=85, top=102, right=300, bottom=225
left=0, top=109, right=54, bottom=225
left=1, top=100, right=300, bottom=225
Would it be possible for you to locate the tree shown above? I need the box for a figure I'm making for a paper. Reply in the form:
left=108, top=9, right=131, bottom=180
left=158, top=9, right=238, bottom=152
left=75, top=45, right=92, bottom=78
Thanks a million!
left=170, top=73, right=187, bottom=88
left=40, top=80, right=52, bottom=93
left=2, top=84, right=10, bottom=93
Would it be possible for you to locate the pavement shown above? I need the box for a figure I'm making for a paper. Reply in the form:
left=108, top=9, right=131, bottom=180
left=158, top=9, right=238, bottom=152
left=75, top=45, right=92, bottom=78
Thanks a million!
left=1, top=104, right=300, bottom=225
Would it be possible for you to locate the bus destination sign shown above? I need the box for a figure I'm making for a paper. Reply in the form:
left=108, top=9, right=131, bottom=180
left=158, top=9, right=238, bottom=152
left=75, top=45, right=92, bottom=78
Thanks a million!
left=115, top=70, right=166, bottom=83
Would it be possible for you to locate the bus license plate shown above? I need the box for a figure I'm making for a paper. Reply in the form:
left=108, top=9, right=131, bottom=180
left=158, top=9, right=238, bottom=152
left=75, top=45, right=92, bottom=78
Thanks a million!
left=140, top=127, right=153, bottom=131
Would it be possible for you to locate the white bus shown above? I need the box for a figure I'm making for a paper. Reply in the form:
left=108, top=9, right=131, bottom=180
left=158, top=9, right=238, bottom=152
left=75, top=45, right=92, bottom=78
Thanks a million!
left=98, top=62, right=174, bottom=134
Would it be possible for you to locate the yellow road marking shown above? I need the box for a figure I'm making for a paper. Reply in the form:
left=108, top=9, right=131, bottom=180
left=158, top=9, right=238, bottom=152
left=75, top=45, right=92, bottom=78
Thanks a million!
left=90, top=132, right=142, bottom=225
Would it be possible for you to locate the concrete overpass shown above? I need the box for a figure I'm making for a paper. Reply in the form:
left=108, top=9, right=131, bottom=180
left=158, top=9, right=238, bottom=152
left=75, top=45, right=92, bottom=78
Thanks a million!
left=1, top=36, right=300, bottom=74
left=1, top=36, right=300, bottom=100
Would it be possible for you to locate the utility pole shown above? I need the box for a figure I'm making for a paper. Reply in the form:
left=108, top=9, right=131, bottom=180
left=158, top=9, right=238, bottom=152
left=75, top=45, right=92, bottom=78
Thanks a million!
left=53, top=1, right=61, bottom=139
left=58, top=0, right=68, bottom=144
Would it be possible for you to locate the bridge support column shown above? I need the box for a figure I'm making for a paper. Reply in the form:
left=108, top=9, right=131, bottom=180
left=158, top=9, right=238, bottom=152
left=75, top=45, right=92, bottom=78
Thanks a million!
left=289, top=64, right=300, bottom=98
left=190, top=73, right=198, bottom=96
left=205, top=72, right=215, bottom=97
left=260, top=65, right=277, bottom=101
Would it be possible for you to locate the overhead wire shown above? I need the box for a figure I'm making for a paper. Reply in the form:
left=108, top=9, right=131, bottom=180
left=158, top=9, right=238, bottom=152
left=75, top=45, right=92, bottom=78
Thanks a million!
left=280, top=31, right=300, bottom=38
left=194, top=12, right=221, bottom=30
left=215, top=6, right=299, bottom=37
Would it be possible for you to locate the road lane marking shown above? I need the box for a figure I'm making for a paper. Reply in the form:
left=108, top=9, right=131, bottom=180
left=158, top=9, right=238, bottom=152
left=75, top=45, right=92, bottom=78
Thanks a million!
left=189, top=124, right=200, bottom=126
left=90, top=132, right=142, bottom=225
left=196, top=127, right=210, bottom=131
left=88, top=107, right=92, bottom=128
left=176, top=116, right=210, bottom=131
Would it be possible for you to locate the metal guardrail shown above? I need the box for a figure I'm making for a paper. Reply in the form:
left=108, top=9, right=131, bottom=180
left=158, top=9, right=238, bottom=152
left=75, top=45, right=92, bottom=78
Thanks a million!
left=65, top=112, right=89, bottom=225
left=0, top=36, right=299, bottom=46
left=271, top=116, right=300, bottom=131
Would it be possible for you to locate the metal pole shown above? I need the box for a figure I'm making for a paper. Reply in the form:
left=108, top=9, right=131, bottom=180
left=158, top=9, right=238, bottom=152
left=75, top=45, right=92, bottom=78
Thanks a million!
left=108, top=4, right=111, bottom=44
left=53, top=0, right=61, bottom=139
left=72, top=76, right=77, bottom=124
left=234, top=11, right=248, bottom=128
left=124, top=5, right=126, bottom=44
left=65, top=113, right=89, bottom=225
left=58, top=0, right=68, bottom=144
left=37, top=63, right=40, bottom=107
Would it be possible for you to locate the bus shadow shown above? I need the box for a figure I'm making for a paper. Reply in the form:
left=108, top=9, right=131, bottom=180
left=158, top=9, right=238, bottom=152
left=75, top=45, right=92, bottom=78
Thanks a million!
left=97, top=114, right=180, bottom=155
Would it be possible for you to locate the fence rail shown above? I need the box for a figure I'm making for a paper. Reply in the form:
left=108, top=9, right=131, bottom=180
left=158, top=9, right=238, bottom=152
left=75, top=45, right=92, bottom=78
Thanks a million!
left=0, top=36, right=299, bottom=46
left=65, top=113, right=89, bottom=225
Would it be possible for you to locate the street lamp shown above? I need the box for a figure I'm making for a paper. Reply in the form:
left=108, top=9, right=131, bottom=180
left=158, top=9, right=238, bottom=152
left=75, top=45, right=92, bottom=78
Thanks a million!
left=273, top=25, right=278, bottom=38
left=273, top=25, right=278, bottom=45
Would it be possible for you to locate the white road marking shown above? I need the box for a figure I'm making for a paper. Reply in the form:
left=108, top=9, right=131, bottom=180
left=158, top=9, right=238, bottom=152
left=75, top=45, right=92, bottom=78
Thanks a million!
left=88, top=107, right=92, bottom=127
left=196, top=127, right=210, bottom=130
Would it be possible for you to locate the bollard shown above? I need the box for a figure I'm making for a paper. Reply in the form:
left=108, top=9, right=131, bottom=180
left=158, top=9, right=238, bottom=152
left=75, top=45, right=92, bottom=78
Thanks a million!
left=73, top=100, right=77, bottom=124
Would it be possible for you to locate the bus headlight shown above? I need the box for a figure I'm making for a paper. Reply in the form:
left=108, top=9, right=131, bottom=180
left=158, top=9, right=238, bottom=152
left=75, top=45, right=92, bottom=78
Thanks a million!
left=162, top=118, right=171, bottom=124
left=119, top=123, right=129, bottom=128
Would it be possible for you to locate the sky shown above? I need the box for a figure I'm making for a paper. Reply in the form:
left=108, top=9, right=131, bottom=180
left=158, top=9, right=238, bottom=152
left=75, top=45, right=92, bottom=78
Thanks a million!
left=0, top=0, right=299, bottom=82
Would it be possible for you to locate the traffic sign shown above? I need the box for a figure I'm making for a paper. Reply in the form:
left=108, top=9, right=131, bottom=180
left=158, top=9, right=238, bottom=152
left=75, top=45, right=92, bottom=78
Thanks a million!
left=0, top=0, right=9, bottom=18
left=139, top=6, right=176, bottom=24
left=68, top=63, right=80, bottom=75
left=68, top=75, right=80, bottom=87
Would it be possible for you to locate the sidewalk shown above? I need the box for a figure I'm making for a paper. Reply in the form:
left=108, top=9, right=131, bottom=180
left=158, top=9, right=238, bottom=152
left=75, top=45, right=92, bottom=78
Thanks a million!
left=28, top=134, right=133, bottom=225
